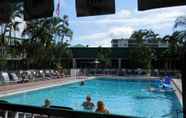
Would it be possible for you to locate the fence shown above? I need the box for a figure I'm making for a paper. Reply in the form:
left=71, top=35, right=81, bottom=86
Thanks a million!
left=72, top=68, right=181, bottom=78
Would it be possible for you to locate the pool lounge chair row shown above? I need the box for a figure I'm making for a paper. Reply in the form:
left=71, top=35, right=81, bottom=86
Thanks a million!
left=0, top=70, right=64, bottom=85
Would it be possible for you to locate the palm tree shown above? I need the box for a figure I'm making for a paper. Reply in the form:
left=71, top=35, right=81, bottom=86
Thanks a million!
left=4, top=2, right=23, bottom=45
left=174, top=15, right=186, bottom=72
left=0, top=2, right=23, bottom=69
left=174, top=16, right=186, bottom=44
left=21, top=15, right=73, bottom=69
left=22, top=16, right=73, bottom=47
left=54, top=15, right=73, bottom=43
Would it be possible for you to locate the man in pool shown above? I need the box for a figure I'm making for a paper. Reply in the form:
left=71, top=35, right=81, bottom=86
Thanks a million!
left=82, top=96, right=95, bottom=110
left=42, top=99, right=51, bottom=108
left=95, top=101, right=109, bottom=114
left=80, top=81, right=85, bottom=86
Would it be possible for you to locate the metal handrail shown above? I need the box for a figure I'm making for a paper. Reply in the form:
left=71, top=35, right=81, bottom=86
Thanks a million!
left=0, top=102, right=139, bottom=118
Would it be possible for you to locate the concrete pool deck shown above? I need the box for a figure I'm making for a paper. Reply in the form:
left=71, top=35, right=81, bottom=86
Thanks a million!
left=0, top=76, right=92, bottom=98
left=172, top=79, right=183, bottom=106
left=0, top=75, right=159, bottom=98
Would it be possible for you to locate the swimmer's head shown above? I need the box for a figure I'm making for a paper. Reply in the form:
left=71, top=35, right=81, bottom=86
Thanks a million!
left=86, top=96, right=91, bottom=101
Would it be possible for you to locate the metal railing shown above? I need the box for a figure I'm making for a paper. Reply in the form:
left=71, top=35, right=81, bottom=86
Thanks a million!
left=77, top=69, right=181, bottom=77
left=0, top=102, right=138, bottom=118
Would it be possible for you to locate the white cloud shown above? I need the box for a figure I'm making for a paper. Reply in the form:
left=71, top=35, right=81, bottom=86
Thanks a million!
left=106, top=9, right=132, bottom=19
left=78, top=26, right=134, bottom=47
left=109, top=26, right=134, bottom=39
left=74, top=6, right=186, bottom=25
left=71, top=6, right=186, bottom=47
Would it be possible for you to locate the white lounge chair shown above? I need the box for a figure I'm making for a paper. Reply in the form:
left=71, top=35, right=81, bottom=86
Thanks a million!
left=0, top=72, right=17, bottom=84
left=18, top=71, right=29, bottom=83
left=9, top=73, right=23, bottom=83
left=44, top=70, right=52, bottom=80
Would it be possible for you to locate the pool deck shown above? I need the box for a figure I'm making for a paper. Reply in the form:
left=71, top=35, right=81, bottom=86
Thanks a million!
left=0, top=75, right=160, bottom=98
left=172, top=79, right=183, bottom=106
left=0, top=76, right=92, bottom=98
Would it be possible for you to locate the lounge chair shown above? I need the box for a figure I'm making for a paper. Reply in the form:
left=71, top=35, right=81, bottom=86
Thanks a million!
left=35, top=70, right=45, bottom=81
left=19, top=71, right=29, bottom=83
left=9, top=73, right=23, bottom=83
left=55, top=70, right=64, bottom=78
left=0, top=72, right=17, bottom=84
left=44, top=70, right=53, bottom=80
left=28, top=70, right=37, bottom=81
left=49, top=70, right=60, bottom=79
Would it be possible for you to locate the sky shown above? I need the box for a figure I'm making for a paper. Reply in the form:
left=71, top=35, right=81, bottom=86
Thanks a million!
left=54, top=0, right=186, bottom=47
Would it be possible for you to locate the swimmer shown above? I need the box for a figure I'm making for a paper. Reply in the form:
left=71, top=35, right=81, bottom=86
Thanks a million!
left=42, top=99, right=51, bottom=108
left=80, top=81, right=85, bottom=86
left=82, top=96, right=95, bottom=110
left=95, top=101, right=109, bottom=114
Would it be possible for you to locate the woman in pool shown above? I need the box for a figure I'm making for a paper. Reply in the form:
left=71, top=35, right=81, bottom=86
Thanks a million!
left=82, top=96, right=95, bottom=110
left=95, top=101, right=109, bottom=114
left=42, top=99, right=51, bottom=108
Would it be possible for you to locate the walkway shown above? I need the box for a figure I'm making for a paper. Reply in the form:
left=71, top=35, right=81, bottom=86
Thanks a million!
left=0, top=76, right=87, bottom=98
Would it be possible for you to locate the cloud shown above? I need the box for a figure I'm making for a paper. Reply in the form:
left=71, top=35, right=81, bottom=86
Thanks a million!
left=71, top=6, right=186, bottom=47
left=78, top=26, right=134, bottom=47
left=74, top=6, right=186, bottom=25
left=110, top=26, right=134, bottom=38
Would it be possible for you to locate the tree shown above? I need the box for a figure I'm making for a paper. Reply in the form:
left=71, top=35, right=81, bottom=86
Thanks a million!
left=21, top=16, right=73, bottom=69
left=53, top=42, right=72, bottom=69
left=129, top=46, right=152, bottom=70
left=0, top=2, right=23, bottom=68
left=3, top=2, right=23, bottom=46
left=0, top=57, right=7, bottom=70
left=174, top=15, right=186, bottom=71
left=130, top=29, right=159, bottom=43
left=96, top=47, right=112, bottom=68
left=174, top=16, right=186, bottom=29
left=57, top=15, right=73, bottom=43
left=174, top=16, right=186, bottom=45
left=161, top=34, right=179, bottom=70
left=129, top=29, right=153, bottom=72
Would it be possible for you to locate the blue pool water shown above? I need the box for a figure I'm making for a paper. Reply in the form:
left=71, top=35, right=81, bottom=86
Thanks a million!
left=0, top=78, right=183, bottom=118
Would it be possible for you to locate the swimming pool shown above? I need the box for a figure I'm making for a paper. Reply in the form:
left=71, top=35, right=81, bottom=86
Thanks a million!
left=0, top=77, right=183, bottom=118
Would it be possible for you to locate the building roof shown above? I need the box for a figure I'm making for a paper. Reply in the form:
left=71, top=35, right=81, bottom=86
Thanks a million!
left=70, top=47, right=167, bottom=59
left=71, top=47, right=129, bottom=59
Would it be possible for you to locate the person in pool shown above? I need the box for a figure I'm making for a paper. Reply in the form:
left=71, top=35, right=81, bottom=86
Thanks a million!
left=82, top=96, right=95, bottom=110
left=80, top=81, right=85, bottom=86
left=160, top=74, right=172, bottom=89
left=95, top=101, right=109, bottom=114
left=42, top=99, right=51, bottom=108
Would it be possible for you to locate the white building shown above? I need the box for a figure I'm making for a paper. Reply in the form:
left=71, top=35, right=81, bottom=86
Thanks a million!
left=111, top=39, right=169, bottom=48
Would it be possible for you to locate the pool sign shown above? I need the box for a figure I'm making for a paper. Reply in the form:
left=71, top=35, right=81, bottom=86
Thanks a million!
left=0, top=0, right=11, bottom=23
left=138, top=0, right=186, bottom=11
left=76, top=0, right=115, bottom=17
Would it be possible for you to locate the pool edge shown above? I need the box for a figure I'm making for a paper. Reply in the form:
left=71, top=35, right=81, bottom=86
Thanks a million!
left=0, top=77, right=96, bottom=98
